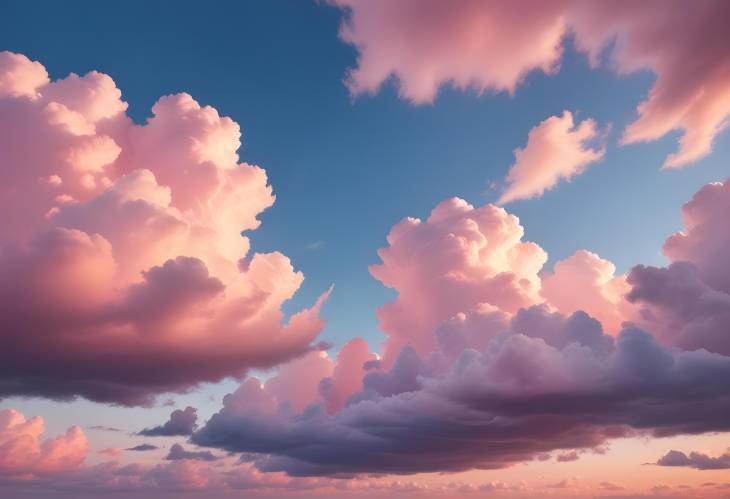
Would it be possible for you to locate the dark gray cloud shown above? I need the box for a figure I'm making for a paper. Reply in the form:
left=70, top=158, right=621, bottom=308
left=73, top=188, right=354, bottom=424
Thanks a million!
left=627, top=262, right=730, bottom=356
left=139, top=407, right=198, bottom=437
left=126, top=444, right=159, bottom=452
left=192, top=310, right=730, bottom=476
left=165, top=443, right=218, bottom=462
left=657, top=449, right=730, bottom=470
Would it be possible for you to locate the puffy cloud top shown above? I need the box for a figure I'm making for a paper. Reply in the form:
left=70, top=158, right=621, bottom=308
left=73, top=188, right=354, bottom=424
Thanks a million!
left=656, top=448, right=730, bottom=470
left=0, top=408, right=88, bottom=477
left=370, top=197, right=546, bottom=363
left=192, top=177, right=730, bottom=477
left=628, top=178, right=730, bottom=355
left=0, top=51, right=329, bottom=405
left=139, top=407, right=199, bottom=437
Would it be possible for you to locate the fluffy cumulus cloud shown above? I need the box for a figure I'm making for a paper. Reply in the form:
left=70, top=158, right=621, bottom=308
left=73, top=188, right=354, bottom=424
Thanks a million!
left=627, top=178, right=730, bottom=356
left=498, top=111, right=605, bottom=204
left=0, top=52, right=329, bottom=406
left=139, top=407, right=198, bottom=437
left=541, top=250, right=630, bottom=334
left=190, top=178, right=730, bottom=477
left=331, top=0, right=730, bottom=167
left=662, top=179, right=730, bottom=294
left=369, top=197, right=546, bottom=365
left=0, top=408, right=88, bottom=477
left=656, top=448, right=730, bottom=470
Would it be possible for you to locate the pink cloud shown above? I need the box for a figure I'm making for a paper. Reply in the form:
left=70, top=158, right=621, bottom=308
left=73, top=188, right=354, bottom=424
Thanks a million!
left=331, top=0, right=567, bottom=104
left=498, top=111, right=605, bottom=204
left=369, top=197, right=546, bottom=364
left=331, top=1, right=730, bottom=167
left=191, top=177, right=730, bottom=477
left=541, top=250, right=630, bottom=334
left=0, top=52, right=329, bottom=405
left=0, top=409, right=88, bottom=477
left=0, top=51, right=48, bottom=98
left=570, top=1, right=730, bottom=167
left=203, top=338, right=375, bottom=417
left=320, top=338, right=378, bottom=413
left=263, top=350, right=335, bottom=413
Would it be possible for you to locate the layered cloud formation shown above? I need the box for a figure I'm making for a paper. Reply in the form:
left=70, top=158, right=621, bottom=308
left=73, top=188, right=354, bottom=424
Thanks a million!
left=331, top=0, right=730, bottom=167
left=0, top=52, right=329, bottom=406
left=190, top=177, right=730, bottom=477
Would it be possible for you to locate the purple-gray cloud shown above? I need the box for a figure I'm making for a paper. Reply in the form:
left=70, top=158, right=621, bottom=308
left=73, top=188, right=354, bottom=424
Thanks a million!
left=657, top=449, right=730, bottom=470
left=165, top=443, right=218, bottom=462
left=126, top=444, right=159, bottom=452
left=139, top=407, right=198, bottom=437
left=192, top=310, right=730, bottom=476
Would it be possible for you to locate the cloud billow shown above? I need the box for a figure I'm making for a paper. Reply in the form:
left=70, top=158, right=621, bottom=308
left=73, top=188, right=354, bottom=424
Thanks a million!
left=139, top=407, right=198, bottom=437
left=0, top=51, right=330, bottom=406
left=192, top=177, right=730, bottom=477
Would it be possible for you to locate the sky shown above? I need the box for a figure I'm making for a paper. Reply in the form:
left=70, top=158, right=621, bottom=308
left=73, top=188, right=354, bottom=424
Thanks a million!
left=1, top=1, right=730, bottom=498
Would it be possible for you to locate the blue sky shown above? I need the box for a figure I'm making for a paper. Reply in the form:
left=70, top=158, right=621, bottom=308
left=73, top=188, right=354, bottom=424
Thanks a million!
left=2, top=0, right=729, bottom=441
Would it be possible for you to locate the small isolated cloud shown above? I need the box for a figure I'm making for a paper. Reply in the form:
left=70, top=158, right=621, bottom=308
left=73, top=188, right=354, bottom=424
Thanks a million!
left=303, top=241, right=324, bottom=251
left=126, top=444, right=159, bottom=452
left=88, top=425, right=123, bottom=433
left=556, top=451, right=581, bottom=463
left=98, top=447, right=122, bottom=457
left=656, top=449, right=730, bottom=470
left=498, top=111, right=605, bottom=204
left=166, top=443, right=218, bottom=462
left=139, top=407, right=198, bottom=437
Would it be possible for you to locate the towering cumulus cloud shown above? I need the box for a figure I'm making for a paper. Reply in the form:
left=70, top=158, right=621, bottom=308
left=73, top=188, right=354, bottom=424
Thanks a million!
left=0, top=52, right=329, bottom=406
left=193, top=177, right=730, bottom=477
left=369, top=197, right=546, bottom=364
left=331, top=0, right=730, bottom=167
